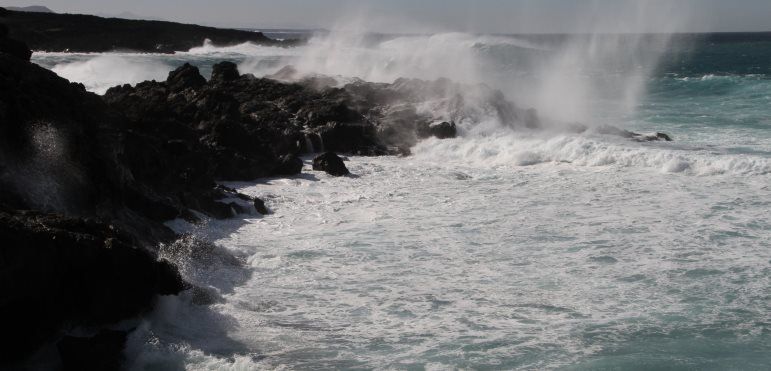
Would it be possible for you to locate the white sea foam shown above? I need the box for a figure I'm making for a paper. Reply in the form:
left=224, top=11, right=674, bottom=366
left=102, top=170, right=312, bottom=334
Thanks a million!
left=49, top=54, right=172, bottom=94
left=27, top=6, right=771, bottom=368
left=411, top=132, right=771, bottom=176
left=124, top=154, right=771, bottom=369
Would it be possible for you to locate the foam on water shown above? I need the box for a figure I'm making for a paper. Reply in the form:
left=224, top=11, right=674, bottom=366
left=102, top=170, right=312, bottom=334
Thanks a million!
left=27, top=24, right=771, bottom=369
left=125, top=154, right=770, bottom=370
left=411, top=132, right=771, bottom=176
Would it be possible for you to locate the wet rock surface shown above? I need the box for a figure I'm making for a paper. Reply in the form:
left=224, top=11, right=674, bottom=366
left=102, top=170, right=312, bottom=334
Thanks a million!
left=0, top=208, right=186, bottom=364
left=313, top=152, right=350, bottom=176
left=417, top=121, right=457, bottom=139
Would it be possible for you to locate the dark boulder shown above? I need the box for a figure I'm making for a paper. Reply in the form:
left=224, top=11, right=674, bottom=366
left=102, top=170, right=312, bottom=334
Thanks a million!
left=58, top=330, right=128, bottom=371
left=313, top=152, right=350, bottom=176
left=210, top=61, right=240, bottom=83
left=254, top=198, right=269, bottom=215
left=273, top=154, right=303, bottom=175
left=167, top=63, right=206, bottom=92
left=316, top=122, right=385, bottom=155
left=596, top=125, right=673, bottom=142
left=417, top=121, right=457, bottom=140
left=650, top=132, right=673, bottom=141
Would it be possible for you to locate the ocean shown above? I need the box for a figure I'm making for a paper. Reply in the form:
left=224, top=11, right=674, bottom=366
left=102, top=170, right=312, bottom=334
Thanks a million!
left=32, top=32, right=770, bottom=369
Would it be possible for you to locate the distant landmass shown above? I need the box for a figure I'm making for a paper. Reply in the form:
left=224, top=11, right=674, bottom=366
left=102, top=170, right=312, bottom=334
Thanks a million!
left=95, top=11, right=165, bottom=21
left=5, top=5, right=52, bottom=13
left=0, top=7, right=299, bottom=53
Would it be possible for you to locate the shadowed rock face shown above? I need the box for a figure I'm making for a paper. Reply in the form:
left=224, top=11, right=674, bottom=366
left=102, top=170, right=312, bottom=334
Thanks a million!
left=0, top=208, right=186, bottom=364
left=0, top=53, right=255, bottom=364
left=58, top=330, right=128, bottom=371
left=0, top=7, right=298, bottom=53
left=0, top=23, right=31, bottom=61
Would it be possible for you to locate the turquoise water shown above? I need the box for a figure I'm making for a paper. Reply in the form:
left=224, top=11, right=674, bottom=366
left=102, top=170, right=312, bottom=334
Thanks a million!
left=639, top=41, right=771, bottom=154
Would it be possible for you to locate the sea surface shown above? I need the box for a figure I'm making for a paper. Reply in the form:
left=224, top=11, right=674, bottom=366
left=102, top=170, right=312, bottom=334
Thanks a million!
left=32, top=33, right=771, bottom=370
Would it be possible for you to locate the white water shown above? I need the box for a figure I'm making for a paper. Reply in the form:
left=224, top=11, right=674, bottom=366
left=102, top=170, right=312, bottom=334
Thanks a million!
left=28, top=7, right=771, bottom=367
left=124, top=152, right=770, bottom=370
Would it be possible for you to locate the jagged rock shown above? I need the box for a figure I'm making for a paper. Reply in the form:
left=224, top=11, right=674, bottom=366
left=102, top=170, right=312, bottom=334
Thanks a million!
left=273, top=154, right=303, bottom=175
left=313, top=152, right=350, bottom=176
left=417, top=121, right=457, bottom=139
left=648, top=132, right=673, bottom=141
left=596, top=125, right=673, bottom=142
left=167, top=63, right=206, bottom=92
left=210, top=61, right=240, bottom=83
left=254, top=198, right=269, bottom=215
left=316, top=122, right=385, bottom=155
left=0, top=209, right=187, bottom=363
left=58, top=330, right=128, bottom=371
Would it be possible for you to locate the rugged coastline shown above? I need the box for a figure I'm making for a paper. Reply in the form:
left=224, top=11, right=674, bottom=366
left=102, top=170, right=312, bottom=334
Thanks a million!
left=0, top=17, right=674, bottom=368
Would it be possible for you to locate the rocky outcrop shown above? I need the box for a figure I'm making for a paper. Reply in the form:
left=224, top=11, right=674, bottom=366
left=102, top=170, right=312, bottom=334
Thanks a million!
left=0, top=23, right=31, bottom=61
left=0, top=208, right=186, bottom=364
left=417, top=121, right=457, bottom=139
left=313, top=152, right=350, bottom=176
left=0, top=7, right=299, bottom=53
left=103, top=63, right=393, bottom=180
left=0, top=51, right=262, bottom=365
left=595, top=125, right=673, bottom=142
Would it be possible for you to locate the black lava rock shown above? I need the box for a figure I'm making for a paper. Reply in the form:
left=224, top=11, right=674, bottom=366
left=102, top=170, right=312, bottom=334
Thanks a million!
left=58, top=330, right=128, bottom=371
left=254, top=198, right=269, bottom=215
left=273, top=154, right=304, bottom=175
left=417, top=121, right=457, bottom=139
left=211, top=61, right=240, bottom=83
left=167, top=63, right=206, bottom=92
left=0, top=209, right=187, bottom=363
left=313, top=152, right=350, bottom=176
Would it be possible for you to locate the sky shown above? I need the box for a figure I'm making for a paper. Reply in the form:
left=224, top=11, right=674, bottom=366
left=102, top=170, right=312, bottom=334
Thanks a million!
left=2, top=0, right=770, bottom=33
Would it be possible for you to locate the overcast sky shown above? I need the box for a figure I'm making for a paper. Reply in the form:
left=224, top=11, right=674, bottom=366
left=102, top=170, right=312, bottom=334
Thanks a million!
left=3, top=0, right=770, bottom=33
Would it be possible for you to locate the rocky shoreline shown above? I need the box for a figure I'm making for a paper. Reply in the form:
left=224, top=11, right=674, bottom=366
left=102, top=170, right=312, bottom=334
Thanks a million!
left=0, top=24, right=672, bottom=369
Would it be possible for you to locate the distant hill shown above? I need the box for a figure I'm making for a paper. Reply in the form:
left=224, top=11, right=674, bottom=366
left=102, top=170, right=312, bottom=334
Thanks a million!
left=5, top=5, right=53, bottom=13
left=95, top=11, right=165, bottom=21
left=0, top=8, right=299, bottom=53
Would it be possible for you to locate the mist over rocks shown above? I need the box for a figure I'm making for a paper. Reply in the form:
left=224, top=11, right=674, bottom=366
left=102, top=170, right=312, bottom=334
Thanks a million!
left=0, top=49, right=276, bottom=364
left=0, top=32, right=678, bottom=366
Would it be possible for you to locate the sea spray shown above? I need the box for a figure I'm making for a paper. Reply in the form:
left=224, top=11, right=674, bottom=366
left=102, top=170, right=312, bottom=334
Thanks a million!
left=49, top=54, right=173, bottom=94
